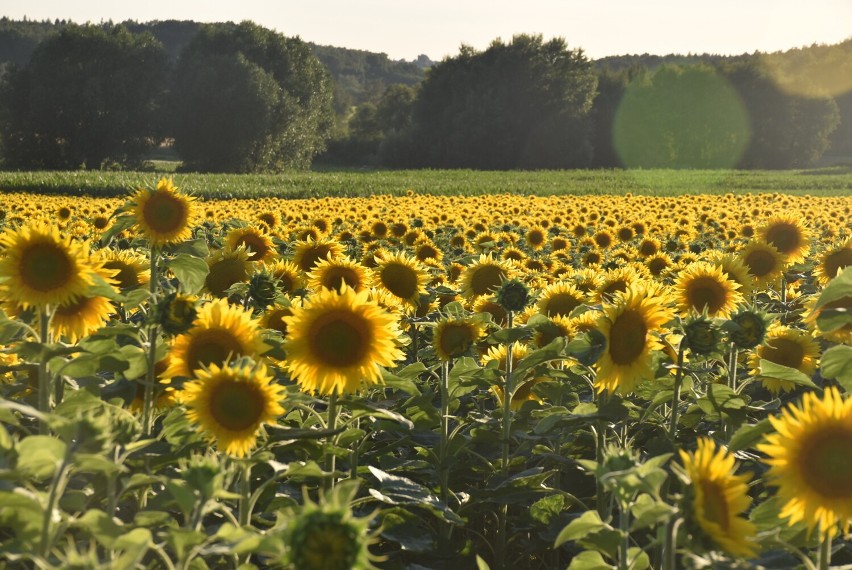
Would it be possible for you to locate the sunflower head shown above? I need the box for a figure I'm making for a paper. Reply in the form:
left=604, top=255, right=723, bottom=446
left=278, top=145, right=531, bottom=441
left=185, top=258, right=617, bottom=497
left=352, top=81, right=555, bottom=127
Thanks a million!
left=758, top=387, right=852, bottom=538
left=459, top=254, right=514, bottom=298
left=682, top=315, right=724, bottom=357
left=129, top=178, right=196, bottom=247
left=0, top=224, right=99, bottom=309
left=748, top=324, right=820, bottom=395
left=495, top=279, right=530, bottom=313
left=679, top=438, right=759, bottom=558
left=759, top=214, right=810, bottom=264
left=739, top=240, right=787, bottom=288
left=814, top=238, right=852, bottom=286
left=247, top=270, right=281, bottom=309
left=154, top=292, right=199, bottom=337
left=100, top=249, right=150, bottom=290
left=283, top=286, right=404, bottom=396
left=285, top=481, right=379, bottom=570
left=181, top=360, right=285, bottom=457
left=433, top=317, right=486, bottom=361
left=164, top=299, right=268, bottom=380
left=725, top=307, right=771, bottom=350
left=675, top=261, right=743, bottom=319
left=374, top=252, right=429, bottom=306
left=307, top=256, right=372, bottom=294
left=224, top=226, right=276, bottom=263
left=205, top=248, right=253, bottom=298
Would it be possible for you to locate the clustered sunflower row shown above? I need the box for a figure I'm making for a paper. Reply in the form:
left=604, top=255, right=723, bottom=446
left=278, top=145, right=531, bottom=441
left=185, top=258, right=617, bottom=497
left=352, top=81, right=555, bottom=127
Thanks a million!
left=0, top=178, right=850, bottom=569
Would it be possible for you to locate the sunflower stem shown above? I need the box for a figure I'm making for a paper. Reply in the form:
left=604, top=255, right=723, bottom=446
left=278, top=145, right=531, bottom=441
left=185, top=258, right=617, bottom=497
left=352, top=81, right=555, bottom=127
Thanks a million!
left=439, top=359, right=451, bottom=507
left=238, top=462, right=252, bottom=527
left=818, top=532, right=831, bottom=570
left=663, top=517, right=682, bottom=570
left=724, top=342, right=738, bottom=441
left=668, top=343, right=686, bottom=442
left=596, top=390, right=608, bottom=518
left=497, top=311, right=515, bottom=570
left=38, top=307, right=52, bottom=434
left=618, top=502, right=630, bottom=570
left=142, top=247, right=160, bottom=437
left=325, top=391, right=339, bottom=491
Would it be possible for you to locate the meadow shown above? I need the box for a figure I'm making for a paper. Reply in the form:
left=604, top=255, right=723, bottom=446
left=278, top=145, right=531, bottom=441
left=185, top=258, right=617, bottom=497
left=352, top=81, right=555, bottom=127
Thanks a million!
left=0, top=173, right=850, bottom=569
left=0, top=166, right=851, bottom=199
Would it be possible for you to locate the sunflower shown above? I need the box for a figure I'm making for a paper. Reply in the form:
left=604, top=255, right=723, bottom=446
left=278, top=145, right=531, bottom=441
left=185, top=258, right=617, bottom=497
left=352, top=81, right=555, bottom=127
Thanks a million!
left=804, top=289, right=852, bottom=345
left=265, top=260, right=304, bottom=295
left=525, top=226, right=548, bottom=251
left=594, top=284, right=674, bottom=395
left=129, top=177, right=196, bottom=247
left=164, top=299, right=268, bottom=380
left=471, top=296, right=508, bottom=327
left=100, top=249, right=150, bottom=290
left=414, top=240, right=443, bottom=264
left=739, top=240, right=787, bottom=288
left=0, top=224, right=98, bottom=309
left=675, top=262, right=743, bottom=318
left=307, top=256, right=372, bottom=294
left=759, top=214, right=810, bottom=264
left=748, top=324, right=820, bottom=394
left=679, top=438, right=758, bottom=557
left=537, top=281, right=588, bottom=318
left=814, top=238, right=852, bottom=286
left=374, top=252, right=429, bottom=307
left=595, top=266, right=641, bottom=303
left=261, top=302, right=297, bottom=338
left=181, top=361, right=285, bottom=457
left=459, top=254, right=514, bottom=298
left=532, top=314, right=574, bottom=348
left=757, top=387, right=852, bottom=537
left=205, top=248, right=253, bottom=298
left=433, top=317, right=486, bottom=361
left=225, top=226, right=276, bottom=263
left=283, top=286, right=404, bottom=395
left=645, top=252, right=674, bottom=278
left=50, top=295, right=115, bottom=343
left=292, top=238, right=344, bottom=273
left=705, top=251, right=753, bottom=297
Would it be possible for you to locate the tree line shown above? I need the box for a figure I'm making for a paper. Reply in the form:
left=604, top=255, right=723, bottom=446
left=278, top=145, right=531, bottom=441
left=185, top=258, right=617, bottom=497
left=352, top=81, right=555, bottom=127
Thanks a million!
left=0, top=18, right=848, bottom=172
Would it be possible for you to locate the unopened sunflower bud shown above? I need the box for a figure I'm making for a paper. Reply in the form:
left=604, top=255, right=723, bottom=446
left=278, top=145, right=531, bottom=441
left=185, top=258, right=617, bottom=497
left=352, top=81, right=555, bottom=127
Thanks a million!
left=496, top=279, right=530, bottom=313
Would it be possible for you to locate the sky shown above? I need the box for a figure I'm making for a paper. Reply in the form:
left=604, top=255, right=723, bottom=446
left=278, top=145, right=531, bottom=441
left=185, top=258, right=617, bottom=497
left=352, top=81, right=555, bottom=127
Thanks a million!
left=4, top=0, right=852, bottom=62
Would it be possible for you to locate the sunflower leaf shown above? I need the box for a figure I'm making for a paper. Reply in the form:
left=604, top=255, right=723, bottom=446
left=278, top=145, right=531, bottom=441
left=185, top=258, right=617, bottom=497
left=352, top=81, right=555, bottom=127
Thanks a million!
left=814, top=266, right=852, bottom=310
left=757, top=359, right=817, bottom=388
left=167, top=253, right=209, bottom=295
left=728, top=418, right=774, bottom=452
left=565, top=550, right=614, bottom=570
left=99, top=214, right=135, bottom=245
left=820, top=345, right=852, bottom=392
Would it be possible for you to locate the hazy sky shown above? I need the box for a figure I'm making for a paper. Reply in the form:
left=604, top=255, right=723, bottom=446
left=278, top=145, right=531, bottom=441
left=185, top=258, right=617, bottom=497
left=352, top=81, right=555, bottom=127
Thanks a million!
left=5, top=0, right=852, bottom=61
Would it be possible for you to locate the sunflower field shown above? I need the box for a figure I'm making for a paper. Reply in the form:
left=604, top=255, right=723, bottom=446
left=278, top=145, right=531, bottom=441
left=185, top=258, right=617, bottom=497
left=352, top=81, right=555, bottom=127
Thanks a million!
left=0, top=178, right=851, bottom=569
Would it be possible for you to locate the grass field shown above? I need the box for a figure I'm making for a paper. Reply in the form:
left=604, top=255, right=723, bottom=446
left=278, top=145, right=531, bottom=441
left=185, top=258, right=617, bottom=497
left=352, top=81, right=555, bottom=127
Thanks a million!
left=0, top=166, right=851, bottom=199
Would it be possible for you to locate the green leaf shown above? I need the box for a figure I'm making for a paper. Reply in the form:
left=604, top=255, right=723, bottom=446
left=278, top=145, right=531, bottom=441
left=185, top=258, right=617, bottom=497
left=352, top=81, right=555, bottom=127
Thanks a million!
left=555, top=510, right=611, bottom=548
left=381, top=363, right=424, bottom=396
left=728, top=418, right=774, bottom=452
left=172, top=238, right=210, bottom=259
left=114, top=528, right=153, bottom=568
left=816, top=307, right=852, bottom=334
left=476, top=555, right=491, bottom=570
left=820, top=345, right=852, bottom=392
left=166, top=528, right=206, bottom=561
left=566, top=550, right=615, bottom=570
left=757, top=359, right=817, bottom=388
left=0, top=490, right=44, bottom=544
left=379, top=508, right=436, bottom=553
left=345, top=399, right=414, bottom=430
left=814, top=266, right=852, bottom=310
left=74, top=509, right=124, bottom=548
left=367, top=466, right=463, bottom=524
left=100, top=214, right=135, bottom=245
left=530, top=494, right=566, bottom=525
left=488, top=325, right=533, bottom=344
left=17, top=435, right=67, bottom=481
left=167, top=253, right=210, bottom=295
left=627, top=547, right=651, bottom=570
left=512, top=337, right=567, bottom=378
left=629, top=494, right=675, bottom=532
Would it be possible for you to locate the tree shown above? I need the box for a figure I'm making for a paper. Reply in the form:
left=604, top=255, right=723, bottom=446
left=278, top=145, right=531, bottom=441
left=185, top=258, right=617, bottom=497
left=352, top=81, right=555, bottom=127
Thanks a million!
left=720, top=61, right=840, bottom=168
left=0, top=24, right=167, bottom=169
left=613, top=64, right=751, bottom=169
left=391, top=34, right=597, bottom=169
left=171, top=22, right=334, bottom=172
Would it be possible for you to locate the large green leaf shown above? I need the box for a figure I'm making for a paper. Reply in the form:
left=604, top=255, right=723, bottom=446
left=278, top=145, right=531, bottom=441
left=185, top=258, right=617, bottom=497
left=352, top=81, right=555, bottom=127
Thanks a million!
left=820, top=345, right=852, bottom=392
left=167, top=253, right=209, bottom=295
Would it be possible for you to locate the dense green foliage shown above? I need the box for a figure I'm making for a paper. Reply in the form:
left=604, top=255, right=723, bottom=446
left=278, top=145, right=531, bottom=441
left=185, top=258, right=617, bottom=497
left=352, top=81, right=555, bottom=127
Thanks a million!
left=0, top=167, right=850, bottom=199
left=388, top=35, right=598, bottom=169
left=0, top=18, right=849, bottom=171
left=171, top=22, right=335, bottom=172
left=0, top=24, right=167, bottom=169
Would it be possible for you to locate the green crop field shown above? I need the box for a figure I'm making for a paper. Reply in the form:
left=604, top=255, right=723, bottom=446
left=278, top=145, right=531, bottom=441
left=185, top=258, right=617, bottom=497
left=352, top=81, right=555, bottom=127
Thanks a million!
left=1, top=166, right=851, bottom=199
